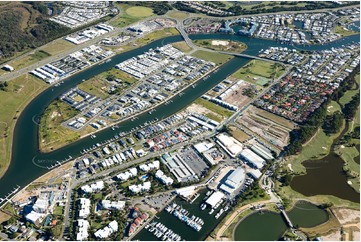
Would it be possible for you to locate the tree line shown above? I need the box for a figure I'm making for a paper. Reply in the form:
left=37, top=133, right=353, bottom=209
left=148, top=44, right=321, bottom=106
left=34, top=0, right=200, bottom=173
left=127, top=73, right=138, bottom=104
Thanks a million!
left=286, top=65, right=360, bottom=155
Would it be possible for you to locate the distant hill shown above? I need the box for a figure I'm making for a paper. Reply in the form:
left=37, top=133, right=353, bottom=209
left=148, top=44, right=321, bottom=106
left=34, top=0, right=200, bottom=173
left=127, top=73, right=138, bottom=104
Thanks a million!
left=0, top=1, right=70, bottom=63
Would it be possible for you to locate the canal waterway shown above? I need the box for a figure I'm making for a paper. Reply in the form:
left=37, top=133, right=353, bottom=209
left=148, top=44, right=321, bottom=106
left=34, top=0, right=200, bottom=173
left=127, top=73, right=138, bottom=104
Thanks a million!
left=291, top=121, right=360, bottom=203
left=234, top=200, right=329, bottom=241
left=0, top=32, right=359, bottom=200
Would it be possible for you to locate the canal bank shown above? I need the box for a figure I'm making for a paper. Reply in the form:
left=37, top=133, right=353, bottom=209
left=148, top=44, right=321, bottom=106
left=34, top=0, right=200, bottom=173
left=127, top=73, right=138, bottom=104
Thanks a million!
left=233, top=200, right=330, bottom=241
left=0, top=32, right=359, bottom=200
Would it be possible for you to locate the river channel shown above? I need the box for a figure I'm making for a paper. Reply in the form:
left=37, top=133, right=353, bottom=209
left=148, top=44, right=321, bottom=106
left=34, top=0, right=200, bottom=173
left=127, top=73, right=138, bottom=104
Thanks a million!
left=0, top=32, right=359, bottom=201
left=233, top=201, right=329, bottom=241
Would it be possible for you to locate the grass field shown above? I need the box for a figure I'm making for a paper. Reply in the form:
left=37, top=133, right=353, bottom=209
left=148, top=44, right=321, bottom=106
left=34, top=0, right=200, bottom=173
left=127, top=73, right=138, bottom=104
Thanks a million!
left=167, top=11, right=189, bottom=19
left=231, top=60, right=285, bottom=85
left=39, top=100, right=80, bottom=152
left=335, top=25, right=358, bottom=37
left=336, top=145, right=360, bottom=192
left=228, top=125, right=250, bottom=142
left=172, top=41, right=192, bottom=53
left=78, top=78, right=111, bottom=99
left=194, top=39, right=247, bottom=53
left=194, top=98, right=233, bottom=118
left=285, top=100, right=343, bottom=174
left=0, top=74, right=47, bottom=178
left=9, top=50, right=51, bottom=69
left=191, top=50, right=233, bottom=65
left=40, top=39, right=75, bottom=56
left=126, top=6, right=153, bottom=17
left=110, top=3, right=154, bottom=28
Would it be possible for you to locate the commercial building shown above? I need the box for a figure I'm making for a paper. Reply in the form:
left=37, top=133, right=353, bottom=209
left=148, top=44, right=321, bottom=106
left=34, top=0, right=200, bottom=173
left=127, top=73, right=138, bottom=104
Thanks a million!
left=250, top=144, right=274, bottom=160
left=216, top=133, right=243, bottom=158
left=239, top=149, right=266, bottom=169
left=220, top=167, right=246, bottom=195
left=205, top=191, right=224, bottom=208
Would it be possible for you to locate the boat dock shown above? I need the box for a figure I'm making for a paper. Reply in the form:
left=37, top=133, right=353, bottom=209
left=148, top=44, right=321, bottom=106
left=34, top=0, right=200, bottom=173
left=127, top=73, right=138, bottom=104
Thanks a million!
left=0, top=185, right=20, bottom=207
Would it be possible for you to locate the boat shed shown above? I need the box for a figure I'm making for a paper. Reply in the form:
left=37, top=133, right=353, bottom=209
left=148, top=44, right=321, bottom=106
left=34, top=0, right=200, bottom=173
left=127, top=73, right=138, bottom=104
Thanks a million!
left=205, top=191, right=224, bottom=208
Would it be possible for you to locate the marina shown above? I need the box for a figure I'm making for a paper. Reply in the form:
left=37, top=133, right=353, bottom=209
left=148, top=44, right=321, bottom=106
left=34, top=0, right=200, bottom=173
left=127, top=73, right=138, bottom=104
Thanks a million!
left=145, top=222, right=182, bottom=241
left=133, top=189, right=229, bottom=241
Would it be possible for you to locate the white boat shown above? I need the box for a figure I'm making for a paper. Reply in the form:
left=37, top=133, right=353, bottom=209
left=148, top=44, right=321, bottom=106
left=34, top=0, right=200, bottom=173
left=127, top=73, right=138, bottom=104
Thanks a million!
left=209, top=209, right=215, bottom=215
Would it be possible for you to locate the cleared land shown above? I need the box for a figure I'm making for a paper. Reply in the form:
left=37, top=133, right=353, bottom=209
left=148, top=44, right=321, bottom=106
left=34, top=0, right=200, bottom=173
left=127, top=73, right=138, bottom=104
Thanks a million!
left=172, top=41, right=192, bottom=53
left=126, top=6, right=154, bottom=17
left=194, top=98, right=233, bottom=119
left=231, top=60, right=285, bottom=86
left=186, top=103, right=224, bottom=123
left=194, top=39, right=247, bottom=53
left=191, top=50, right=233, bottom=65
left=228, top=125, right=250, bottom=142
left=237, top=105, right=295, bottom=148
left=0, top=74, right=47, bottom=178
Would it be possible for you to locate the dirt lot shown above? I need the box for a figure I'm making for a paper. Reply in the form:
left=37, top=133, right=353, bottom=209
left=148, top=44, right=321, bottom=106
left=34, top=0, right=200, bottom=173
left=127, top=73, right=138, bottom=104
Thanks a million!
left=332, top=208, right=360, bottom=225
left=321, top=229, right=342, bottom=241
left=237, top=106, right=295, bottom=148
left=222, top=82, right=254, bottom=109
left=186, top=103, right=224, bottom=122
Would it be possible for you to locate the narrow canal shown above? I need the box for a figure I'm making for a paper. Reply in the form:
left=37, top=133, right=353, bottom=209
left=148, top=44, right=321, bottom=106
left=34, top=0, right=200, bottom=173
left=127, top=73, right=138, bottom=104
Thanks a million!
left=0, top=32, right=359, bottom=201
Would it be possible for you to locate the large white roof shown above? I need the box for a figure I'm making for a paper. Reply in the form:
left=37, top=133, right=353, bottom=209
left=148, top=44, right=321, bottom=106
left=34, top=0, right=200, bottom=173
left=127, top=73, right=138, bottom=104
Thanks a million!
left=205, top=191, right=224, bottom=208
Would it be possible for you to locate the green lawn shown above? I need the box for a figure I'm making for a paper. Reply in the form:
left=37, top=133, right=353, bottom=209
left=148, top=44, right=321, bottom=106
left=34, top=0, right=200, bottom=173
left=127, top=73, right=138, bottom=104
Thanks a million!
left=39, top=100, right=81, bottom=152
left=0, top=74, right=47, bottom=178
left=231, top=60, right=285, bottom=85
left=53, top=205, right=64, bottom=215
left=336, top=145, right=360, bottom=192
left=285, top=121, right=345, bottom=175
left=339, top=74, right=360, bottom=106
left=194, top=98, right=234, bottom=118
left=9, top=50, right=51, bottom=69
left=191, top=50, right=233, bottom=65
left=172, top=41, right=192, bottom=53
left=110, top=4, right=154, bottom=28
left=40, top=39, right=75, bottom=56
left=335, top=25, right=358, bottom=37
